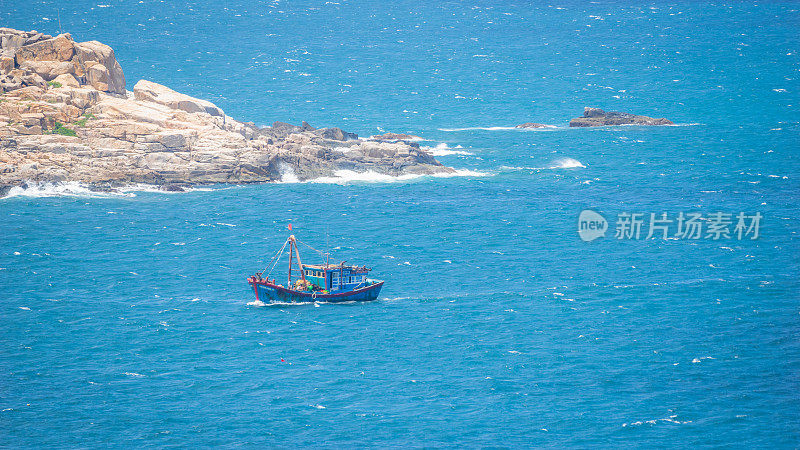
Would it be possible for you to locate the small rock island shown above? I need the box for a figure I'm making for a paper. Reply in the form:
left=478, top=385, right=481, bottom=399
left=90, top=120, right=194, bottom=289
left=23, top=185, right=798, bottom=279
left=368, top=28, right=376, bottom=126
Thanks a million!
left=514, top=122, right=551, bottom=129
left=569, top=107, right=673, bottom=127
left=0, top=28, right=453, bottom=192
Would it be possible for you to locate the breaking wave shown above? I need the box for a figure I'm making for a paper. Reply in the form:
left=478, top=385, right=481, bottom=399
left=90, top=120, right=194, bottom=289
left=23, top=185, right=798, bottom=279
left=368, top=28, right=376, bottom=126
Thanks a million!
left=1, top=181, right=215, bottom=199
left=2, top=182, right=134, bottom=199
left=500, top=158, right=586, bottom=171
left=306, top=169, right=489, bottom=184
left=277, top=163, right=300, bottom=183
left=550, top=157, right=585, bottom=169
left=422, top=143, right=473, bottom=156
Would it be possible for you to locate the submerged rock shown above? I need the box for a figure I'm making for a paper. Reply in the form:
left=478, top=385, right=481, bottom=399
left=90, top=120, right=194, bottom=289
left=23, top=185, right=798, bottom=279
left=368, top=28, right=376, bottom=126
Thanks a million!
left=372, top=132, right=422, bottom=141
left=161, top=184, right=186, bottom=192
left=569, top=107, right=673, bottom=127
left=515, top=122, right=549, bottom=129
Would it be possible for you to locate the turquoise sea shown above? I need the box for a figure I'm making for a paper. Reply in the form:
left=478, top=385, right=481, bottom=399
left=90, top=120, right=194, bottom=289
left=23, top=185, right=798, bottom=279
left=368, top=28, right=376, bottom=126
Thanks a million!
left=2, top=1, right=799, bottom=447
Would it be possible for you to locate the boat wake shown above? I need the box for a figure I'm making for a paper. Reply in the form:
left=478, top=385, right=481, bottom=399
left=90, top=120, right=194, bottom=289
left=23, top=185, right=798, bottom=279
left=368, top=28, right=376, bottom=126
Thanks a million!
left=246, top=299, right=268, bottom=307
left=247, top=299, right=359, bottom=307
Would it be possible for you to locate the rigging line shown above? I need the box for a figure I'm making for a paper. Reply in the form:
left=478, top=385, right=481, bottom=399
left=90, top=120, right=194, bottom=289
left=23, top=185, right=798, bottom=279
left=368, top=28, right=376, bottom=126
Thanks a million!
left=295, top=238, right=327, bottom=259
left=262, top=239, right=287, bottom=274
left=265, top=250, right=284, bottom=279
left=264, top=239, right=289, bottom=278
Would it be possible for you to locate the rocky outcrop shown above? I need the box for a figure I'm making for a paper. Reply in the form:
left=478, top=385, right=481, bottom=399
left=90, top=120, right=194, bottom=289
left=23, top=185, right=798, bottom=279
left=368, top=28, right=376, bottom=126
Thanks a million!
left=569, top=107, right=673, bottom=127
left=0, top=28, right=125, bottom=95
left=73, top=40, right=126, bottom=94
left=515, top=122, right=550, bottom=129
left=133, top=80, right=222, bottom=116
left=0, top=28, right=452, bottom=191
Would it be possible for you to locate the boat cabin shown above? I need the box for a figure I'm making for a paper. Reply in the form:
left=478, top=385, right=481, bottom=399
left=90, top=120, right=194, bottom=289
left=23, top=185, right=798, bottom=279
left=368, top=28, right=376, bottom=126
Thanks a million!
left=302, top=264, right=370, bottom=292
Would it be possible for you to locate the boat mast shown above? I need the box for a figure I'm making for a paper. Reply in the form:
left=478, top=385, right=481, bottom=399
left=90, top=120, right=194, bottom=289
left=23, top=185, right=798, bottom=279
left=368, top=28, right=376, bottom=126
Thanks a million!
left=287, top=236, right=293, bottom=286
left=287, top=235, right=307, bottom=286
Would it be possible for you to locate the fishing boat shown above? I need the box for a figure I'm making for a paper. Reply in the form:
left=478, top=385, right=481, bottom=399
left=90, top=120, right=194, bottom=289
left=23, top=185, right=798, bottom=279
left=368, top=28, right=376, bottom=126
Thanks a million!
left=247, top=231, right=384, bottom=304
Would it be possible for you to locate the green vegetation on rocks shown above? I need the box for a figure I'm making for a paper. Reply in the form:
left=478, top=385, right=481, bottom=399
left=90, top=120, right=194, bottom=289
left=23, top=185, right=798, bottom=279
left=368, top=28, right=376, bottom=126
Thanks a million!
left=51, top=122, right=77, bottom=136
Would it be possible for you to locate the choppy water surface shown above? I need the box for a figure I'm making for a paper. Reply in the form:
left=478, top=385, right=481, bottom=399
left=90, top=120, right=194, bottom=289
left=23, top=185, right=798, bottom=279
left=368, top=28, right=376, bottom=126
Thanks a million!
left=2, top=1, right=799, bottom=447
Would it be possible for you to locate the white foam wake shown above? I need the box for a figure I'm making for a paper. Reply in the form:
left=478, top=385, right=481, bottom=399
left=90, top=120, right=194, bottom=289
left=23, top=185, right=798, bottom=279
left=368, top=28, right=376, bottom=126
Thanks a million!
left=247, top=299, right=267, bottom=307
left=421, top=143, right=473, bottom=156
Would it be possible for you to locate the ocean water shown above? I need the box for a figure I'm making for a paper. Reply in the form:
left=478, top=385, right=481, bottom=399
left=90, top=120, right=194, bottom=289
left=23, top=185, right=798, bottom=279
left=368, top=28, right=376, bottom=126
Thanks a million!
left=2, top=1, right=800, bottom=447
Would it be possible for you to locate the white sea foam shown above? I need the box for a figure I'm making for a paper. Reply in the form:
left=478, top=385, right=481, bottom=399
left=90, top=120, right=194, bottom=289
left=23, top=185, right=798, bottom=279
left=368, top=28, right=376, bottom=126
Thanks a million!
left=438, top=125, right=558, bottom=131
left=303, top=169, right=488, bottom=184
left=310, top=170, right=420, bottom=184
left=622, top=415, right=692, bottom=427
left=278, top=163, right=300, bottom=183
left=2, top=182, right=134, bottom=199
left=432, top=169, right=489, bottom=178
left=438, top=126, right=519, bottom=131
left=4, top=166, right=484, bottom=197
left=692, top=356, right=715, bottom=363
left=550, top=158, right=585, bottom=169
left=117, top=184, right=216, bottom=194
left=2, top=181, right=218, bottom=199
left=422, top=143, right=473, bottom=156
left=501, top=158, right=585, bottom=171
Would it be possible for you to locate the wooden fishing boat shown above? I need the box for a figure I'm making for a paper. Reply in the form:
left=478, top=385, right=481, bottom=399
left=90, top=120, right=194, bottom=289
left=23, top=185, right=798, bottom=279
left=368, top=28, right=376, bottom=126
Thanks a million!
left=247, top=231, right=384, bottom=304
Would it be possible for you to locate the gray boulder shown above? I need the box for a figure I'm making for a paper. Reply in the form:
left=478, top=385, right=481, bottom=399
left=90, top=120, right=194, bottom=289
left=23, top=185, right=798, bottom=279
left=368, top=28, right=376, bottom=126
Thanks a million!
left=316, top=127, right=357, bottom=141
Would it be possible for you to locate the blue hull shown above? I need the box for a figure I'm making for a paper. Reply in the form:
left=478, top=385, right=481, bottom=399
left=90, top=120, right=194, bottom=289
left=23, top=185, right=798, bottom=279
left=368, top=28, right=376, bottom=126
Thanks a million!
left=248, top=278, right=384, bottom=304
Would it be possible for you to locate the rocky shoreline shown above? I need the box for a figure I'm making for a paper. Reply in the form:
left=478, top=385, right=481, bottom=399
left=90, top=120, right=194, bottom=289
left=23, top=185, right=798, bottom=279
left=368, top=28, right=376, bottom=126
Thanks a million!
left=0, top=28, right=453, bottom=194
